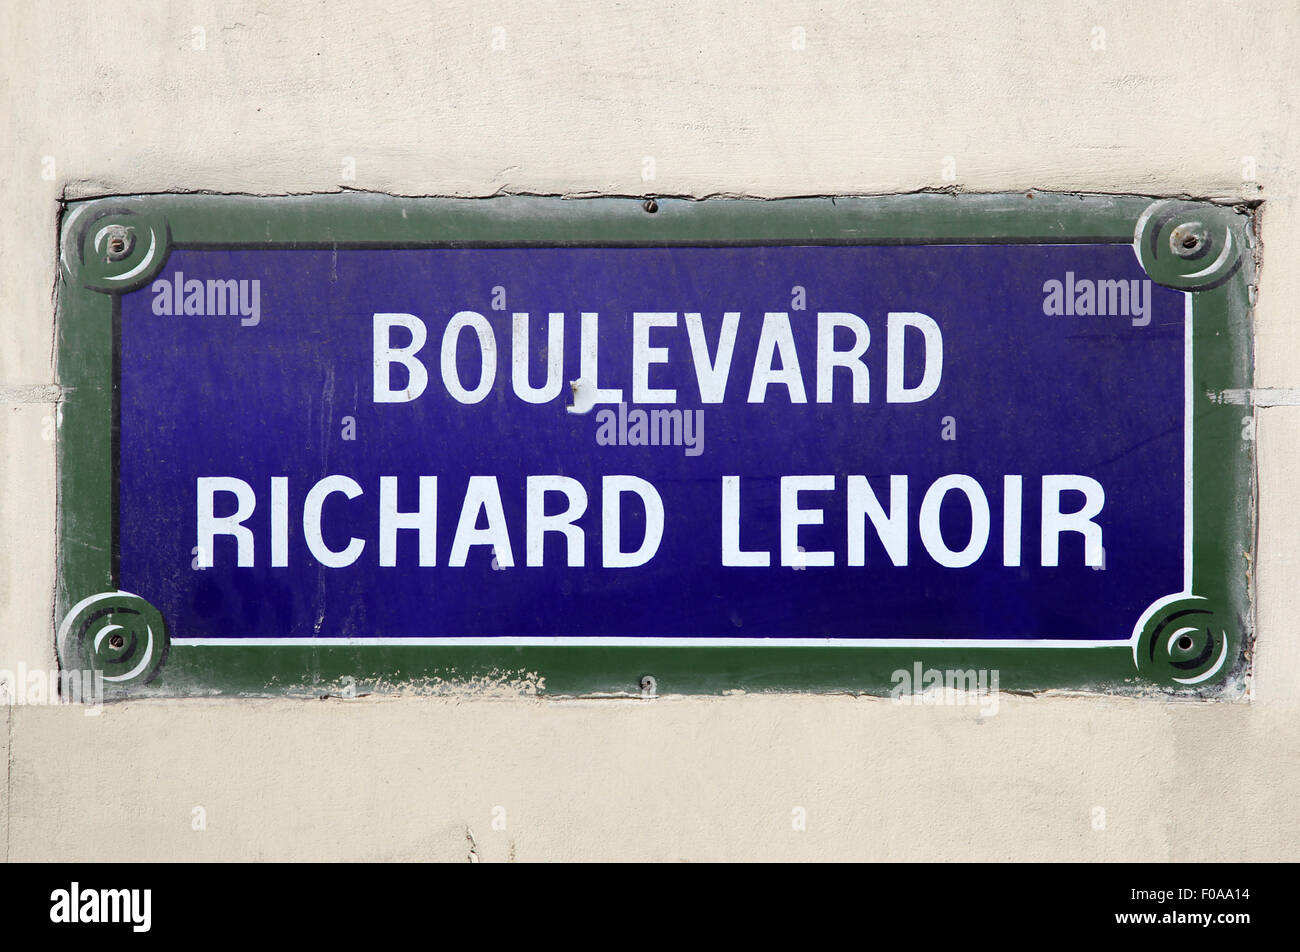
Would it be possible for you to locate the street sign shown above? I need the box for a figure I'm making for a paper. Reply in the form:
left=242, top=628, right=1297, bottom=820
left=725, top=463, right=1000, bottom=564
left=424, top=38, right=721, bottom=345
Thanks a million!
left=55, top=194, right=1255, bottom=697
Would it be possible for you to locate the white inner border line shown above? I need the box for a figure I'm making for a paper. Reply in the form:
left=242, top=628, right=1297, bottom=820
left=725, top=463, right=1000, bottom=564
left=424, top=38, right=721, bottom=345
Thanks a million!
left=172, top=264, right=1194, bottom=650
left=1183, top=289, right=1194, bottom=595
left=173, top=636, right=1121, bottom=648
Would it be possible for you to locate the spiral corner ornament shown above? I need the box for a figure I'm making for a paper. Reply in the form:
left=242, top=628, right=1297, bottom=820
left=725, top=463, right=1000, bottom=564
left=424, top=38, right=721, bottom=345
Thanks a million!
left=1133, top=595, right=1235, bottom=688
left=57, top=591, right=170, bottom=689
left=1132, top=200, right=1247, bottom=292
left=60, top=204, right=171, bottom=293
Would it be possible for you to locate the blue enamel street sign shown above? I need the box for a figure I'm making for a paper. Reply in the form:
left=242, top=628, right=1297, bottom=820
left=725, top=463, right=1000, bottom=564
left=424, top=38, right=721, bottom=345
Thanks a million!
left=55, top=194, right=1255, bottom=696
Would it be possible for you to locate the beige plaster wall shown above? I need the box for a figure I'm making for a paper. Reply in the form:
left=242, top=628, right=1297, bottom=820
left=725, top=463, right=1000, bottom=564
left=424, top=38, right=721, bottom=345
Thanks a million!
left=2, top=0, right=1298, bottom=861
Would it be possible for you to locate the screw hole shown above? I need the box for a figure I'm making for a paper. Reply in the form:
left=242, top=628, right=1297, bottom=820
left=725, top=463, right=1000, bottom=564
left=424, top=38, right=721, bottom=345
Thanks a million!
left=1181, top=236, right=1198, bottom=249
left=1177, top=635, right=1194, bottom=651
left=642, top=199, right=658, bottom=214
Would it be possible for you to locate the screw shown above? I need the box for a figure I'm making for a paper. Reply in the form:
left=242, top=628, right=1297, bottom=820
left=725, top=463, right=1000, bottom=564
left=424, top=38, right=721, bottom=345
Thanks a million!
left=642, top=198, right=659, bottom=214
left=1170, top=222, right=1209, bottom=259
left=108, top=633, right=125, bottom=650
left=100, top=223, right=135, bottom=263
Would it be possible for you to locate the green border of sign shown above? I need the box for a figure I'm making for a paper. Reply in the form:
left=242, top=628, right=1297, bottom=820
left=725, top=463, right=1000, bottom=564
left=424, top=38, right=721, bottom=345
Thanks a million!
left=54, top=192, right=1257, bottom=698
